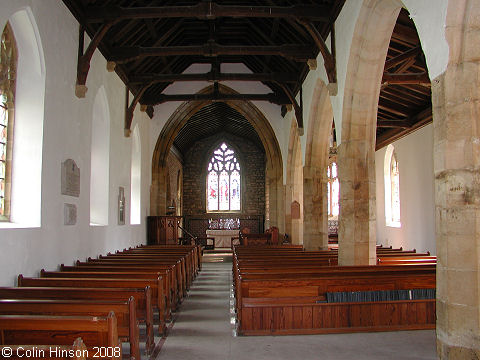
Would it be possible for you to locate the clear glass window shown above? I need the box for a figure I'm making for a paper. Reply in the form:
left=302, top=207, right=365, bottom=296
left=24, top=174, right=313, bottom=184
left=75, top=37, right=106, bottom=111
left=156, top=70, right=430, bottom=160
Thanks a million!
left=327, top=161, right=339, bottom=217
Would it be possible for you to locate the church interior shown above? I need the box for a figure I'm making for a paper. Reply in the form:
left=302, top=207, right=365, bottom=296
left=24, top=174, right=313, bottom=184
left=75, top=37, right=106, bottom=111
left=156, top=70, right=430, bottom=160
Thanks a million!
left=0, top=0, right=478, bottom=359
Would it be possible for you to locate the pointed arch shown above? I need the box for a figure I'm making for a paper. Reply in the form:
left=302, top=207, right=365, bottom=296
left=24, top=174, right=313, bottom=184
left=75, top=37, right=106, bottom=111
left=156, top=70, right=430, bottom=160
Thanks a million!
left=303, top=79, right=334, bottom=250
left=2, top=7, right=45, bottom=227
left=338, top=0, right=402, bottom=265
left=285, top=117, right=303, bottom=245
left=90, top=86, right=111, bottom=226
left=383, top=144, right=401, bottom=227
left=130, top=124, right=141, bottom=225
left=151, top=84, right=283, bottom=230
left=0, top=23, right=17, bottom=221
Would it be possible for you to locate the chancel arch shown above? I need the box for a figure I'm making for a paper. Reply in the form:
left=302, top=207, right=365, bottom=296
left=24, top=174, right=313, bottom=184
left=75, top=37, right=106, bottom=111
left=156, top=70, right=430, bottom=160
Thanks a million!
left=151, top=84, right=283, bottom=231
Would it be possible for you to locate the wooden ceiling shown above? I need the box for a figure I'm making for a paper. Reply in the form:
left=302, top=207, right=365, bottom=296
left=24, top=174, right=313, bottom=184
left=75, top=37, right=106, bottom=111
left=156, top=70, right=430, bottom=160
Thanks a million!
left=376, top=8, right=432, bottom=149
left=62, top=0, right=345, bottom=133
left=62, top=2, right=430, bottom=152
left=173, top=102, right=264, bottom=155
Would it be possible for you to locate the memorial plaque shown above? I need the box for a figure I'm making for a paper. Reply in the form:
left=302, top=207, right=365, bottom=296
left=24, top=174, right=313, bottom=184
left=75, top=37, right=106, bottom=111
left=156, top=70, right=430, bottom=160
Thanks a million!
left=118, top=186, right=125, bottom=225
left=61, top=159, right=80, bottom=197
left=64, top=203, right=77, bottom=225
left=291, top=200, right=301, bottom=220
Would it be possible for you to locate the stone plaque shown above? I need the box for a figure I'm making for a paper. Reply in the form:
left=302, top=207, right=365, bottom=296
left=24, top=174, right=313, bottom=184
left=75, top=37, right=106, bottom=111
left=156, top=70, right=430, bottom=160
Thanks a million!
left=64, top=203, right=77, bottom=225
left=291, top=200, right=301, bottom=220
left=118, top=186, right=125, bottom=225
left=61, top=159, right=80, bottom=197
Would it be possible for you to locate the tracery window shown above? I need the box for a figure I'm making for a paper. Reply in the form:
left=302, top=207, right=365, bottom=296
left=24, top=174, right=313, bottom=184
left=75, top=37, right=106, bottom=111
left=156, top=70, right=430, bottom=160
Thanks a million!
left=207, top=142, right=241, bottom=212
left=327, top=161, right=339, bottom=217
left=0, top=23, right=17, bottom=221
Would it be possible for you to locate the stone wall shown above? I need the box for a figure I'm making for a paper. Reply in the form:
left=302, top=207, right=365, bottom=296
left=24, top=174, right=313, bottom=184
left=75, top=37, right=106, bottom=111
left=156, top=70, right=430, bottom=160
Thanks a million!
left=166, top=150, right=183, bottom=215
left=183, top=132, right=265, bottom=216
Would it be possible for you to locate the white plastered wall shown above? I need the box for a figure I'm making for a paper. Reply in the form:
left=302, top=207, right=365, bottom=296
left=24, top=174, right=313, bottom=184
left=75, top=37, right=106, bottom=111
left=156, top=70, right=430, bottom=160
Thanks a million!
left=375, top=124, right=436, bottom=254
left=0, top=0, right=151, bottom=286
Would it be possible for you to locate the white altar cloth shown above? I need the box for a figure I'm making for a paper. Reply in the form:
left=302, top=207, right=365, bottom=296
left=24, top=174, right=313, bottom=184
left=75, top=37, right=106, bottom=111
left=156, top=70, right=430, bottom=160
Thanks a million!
left=206, top=229, right=239, bottom=248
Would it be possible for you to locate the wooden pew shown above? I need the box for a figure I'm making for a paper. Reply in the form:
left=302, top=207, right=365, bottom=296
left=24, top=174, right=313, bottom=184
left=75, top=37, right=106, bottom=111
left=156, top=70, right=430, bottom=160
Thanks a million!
left=126, top=244, right=202, bottom=275
left=0, top=312, right=121, bottom=360
left=0, top=287, right=154, bottom=353
left=1, top=337, right=87, bottom=360
left=79, top=258, right=187, bottom=301
left=377, top=256, right=437, bottom=265
left=0, top=299, right=140, bottom=360
left=17, top=275, right=166, bottom=336
left=60, top=264, right=179, bottom=313
left=232, top=246, right=436, bottom=335
left=95, top=254, right=190, bottom=291
left=116, top=245, right=201, bottom=284
left=73, top=260, right=185, bottom=308
left=41, top=269, right=173, bottom=321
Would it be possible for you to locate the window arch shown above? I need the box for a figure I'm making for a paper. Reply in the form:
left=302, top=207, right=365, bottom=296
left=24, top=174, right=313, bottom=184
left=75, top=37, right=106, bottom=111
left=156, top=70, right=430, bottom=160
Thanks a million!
left=206, top=142, right=241, bottom=212
left=0, top=23, right=17, bottom=221
left=384, top=144, right=401, bottom=227
left=90, top=86, right=111, bottom=226
left=130, top=124, right=141, bottom=225
left=327, top=126, right=339, bottom=218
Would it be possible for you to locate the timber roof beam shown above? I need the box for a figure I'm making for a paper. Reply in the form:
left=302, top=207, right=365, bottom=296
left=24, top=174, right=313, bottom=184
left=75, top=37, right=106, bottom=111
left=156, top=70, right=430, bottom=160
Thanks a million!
left=84, top=3, right=331, bottom=23
left=141, top=92, right=290, bottom=107
left=128, top=72, right=299, bottom=85
left=109, top=42, right=316, bottom=63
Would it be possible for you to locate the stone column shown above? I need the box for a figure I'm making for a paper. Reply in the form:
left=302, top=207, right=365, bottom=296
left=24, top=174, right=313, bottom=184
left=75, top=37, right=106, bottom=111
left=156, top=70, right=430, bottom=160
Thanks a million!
left=303, top=165, right=328, bottom=250
left=264, top=168, right=285, bottom=234
left=434, top=1, right=480, bottom=356
left=284, top=184, right=293, bottom=242
left=433, top=54, right=480, bottom=360
left=337, top=141, right=376, bottom=265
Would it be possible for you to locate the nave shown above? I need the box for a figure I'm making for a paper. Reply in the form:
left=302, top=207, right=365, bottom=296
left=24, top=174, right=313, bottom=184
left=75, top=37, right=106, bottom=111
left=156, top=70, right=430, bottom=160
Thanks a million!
left=156, top=253, right=437, bottom=360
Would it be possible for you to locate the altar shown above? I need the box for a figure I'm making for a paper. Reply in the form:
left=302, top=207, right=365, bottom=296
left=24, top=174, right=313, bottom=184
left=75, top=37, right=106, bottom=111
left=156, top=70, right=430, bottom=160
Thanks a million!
left=205, top=229, right=239, bottom=248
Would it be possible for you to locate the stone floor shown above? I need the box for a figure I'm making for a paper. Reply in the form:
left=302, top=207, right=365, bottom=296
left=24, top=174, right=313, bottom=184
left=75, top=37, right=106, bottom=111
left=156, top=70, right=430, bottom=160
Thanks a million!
left=154, top=253, right=437, bottom=360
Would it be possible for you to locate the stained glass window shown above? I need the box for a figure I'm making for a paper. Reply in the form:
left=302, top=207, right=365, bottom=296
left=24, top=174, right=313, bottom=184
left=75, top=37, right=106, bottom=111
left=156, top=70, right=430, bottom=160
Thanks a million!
left=327, top=162, right=339, bottom=217
left=0, top=23, right=16, bottom=220
left=207, top=143, right=241, bottom=212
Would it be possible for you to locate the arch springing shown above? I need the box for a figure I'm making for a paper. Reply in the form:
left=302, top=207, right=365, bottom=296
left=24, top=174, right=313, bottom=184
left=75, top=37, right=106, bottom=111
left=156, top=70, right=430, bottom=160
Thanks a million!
left=206, top=142, right=240, bottom=212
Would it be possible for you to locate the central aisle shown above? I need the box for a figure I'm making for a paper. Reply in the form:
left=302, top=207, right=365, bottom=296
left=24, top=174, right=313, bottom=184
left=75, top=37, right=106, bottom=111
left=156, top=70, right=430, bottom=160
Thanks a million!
left=155, top=255, right=437, bottom=360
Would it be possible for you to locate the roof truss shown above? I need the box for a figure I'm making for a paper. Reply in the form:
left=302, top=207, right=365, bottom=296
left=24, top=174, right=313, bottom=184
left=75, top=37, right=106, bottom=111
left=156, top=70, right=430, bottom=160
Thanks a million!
left=63, top=0, right=345, bottom=135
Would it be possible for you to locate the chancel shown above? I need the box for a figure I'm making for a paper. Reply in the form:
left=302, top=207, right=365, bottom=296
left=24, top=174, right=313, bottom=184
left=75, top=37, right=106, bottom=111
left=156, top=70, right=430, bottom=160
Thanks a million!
left=0, top=0, right=478, bottom=359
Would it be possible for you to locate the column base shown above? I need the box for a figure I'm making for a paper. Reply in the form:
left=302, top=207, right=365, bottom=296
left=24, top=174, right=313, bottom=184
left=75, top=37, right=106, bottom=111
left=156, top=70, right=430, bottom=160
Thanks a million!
left=437, top=339, right=480, bottom=359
